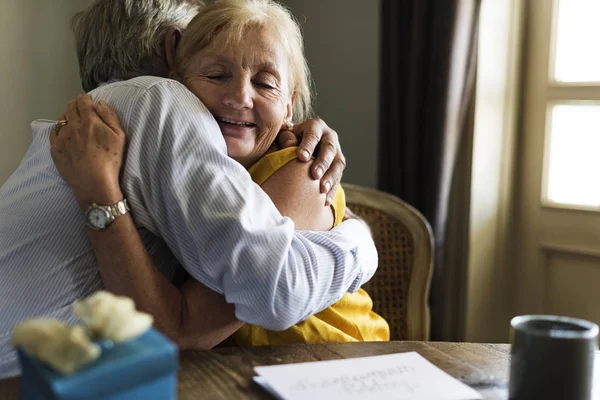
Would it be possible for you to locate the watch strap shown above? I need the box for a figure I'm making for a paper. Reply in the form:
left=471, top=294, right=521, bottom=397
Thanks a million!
left=107, top=198, right=130, bottom=218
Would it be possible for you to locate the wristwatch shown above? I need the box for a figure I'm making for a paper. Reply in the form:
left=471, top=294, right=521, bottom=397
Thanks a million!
left=85, top=199, right=130, bottom=231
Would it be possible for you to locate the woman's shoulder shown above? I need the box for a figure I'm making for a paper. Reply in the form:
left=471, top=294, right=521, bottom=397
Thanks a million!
left=249, top=145, right=346, bottom=227
left=247, top=145, right=299, bottom=186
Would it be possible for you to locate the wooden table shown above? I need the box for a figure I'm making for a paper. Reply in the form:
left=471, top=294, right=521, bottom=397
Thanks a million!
left=0, top=341, right=596, bottom=399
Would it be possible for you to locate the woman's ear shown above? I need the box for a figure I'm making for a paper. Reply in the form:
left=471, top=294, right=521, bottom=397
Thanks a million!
left=164, top=28, right=183, bottom=72
left=285, top=91, right=296, bottom=123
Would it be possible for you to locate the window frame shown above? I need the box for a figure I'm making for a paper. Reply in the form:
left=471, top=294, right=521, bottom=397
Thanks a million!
left=539, top=0, right=600, bottom=212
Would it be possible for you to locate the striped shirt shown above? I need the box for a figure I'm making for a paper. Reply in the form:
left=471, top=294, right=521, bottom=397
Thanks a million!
left=0, top=77, right=378, bottom=378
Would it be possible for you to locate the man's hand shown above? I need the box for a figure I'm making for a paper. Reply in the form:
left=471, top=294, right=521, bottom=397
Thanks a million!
left=50, top=94, right=127, bottom=210
left=275, top=118, right=346, bottom=205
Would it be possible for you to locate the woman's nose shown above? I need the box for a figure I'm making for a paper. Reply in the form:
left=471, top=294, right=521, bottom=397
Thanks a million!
left=223, top=78, right=253, bottom=110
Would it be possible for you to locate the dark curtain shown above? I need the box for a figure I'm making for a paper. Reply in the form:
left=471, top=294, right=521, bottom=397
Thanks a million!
left=378, top=0, right=481, bottom=340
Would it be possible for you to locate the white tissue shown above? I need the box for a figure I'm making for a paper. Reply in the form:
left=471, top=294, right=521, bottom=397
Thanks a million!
left=12, top=319, right=101, bottom=375
left=74, top=291, right=153, bottom=342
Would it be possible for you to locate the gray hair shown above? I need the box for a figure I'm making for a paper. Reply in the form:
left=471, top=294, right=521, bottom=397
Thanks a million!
left=72, top=0, right=204, bottom=92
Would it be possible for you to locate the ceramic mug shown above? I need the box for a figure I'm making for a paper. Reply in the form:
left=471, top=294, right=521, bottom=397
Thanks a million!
left=509, top=315, right=598, bottom=400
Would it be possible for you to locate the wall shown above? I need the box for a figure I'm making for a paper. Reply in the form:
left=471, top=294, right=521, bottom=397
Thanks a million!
left=280, top=0, right=380, bottom=188
left=0, top=0, right=93, bottom=185
left=0, top=1, right=380, bottom=188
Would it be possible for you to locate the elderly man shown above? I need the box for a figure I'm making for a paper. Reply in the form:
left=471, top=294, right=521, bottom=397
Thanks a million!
left=0, top=0, right=377, bottom=378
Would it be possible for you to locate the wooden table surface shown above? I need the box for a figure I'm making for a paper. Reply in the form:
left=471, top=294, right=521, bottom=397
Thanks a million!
left=0, top=341, right=597, bottom=399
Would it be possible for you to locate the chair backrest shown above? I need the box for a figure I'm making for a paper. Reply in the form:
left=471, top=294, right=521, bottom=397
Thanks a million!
left=344, top=184, right=434, bottom=341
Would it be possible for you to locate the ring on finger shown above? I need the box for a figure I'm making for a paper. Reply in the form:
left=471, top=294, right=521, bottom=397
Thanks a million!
left=53, top=119, right=68, bottom=136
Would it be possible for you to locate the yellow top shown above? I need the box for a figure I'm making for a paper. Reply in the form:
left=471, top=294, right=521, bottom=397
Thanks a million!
left=230, top=145, right=390, bottom=346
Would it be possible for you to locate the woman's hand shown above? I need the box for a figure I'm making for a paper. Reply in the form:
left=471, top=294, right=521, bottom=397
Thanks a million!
left=275, top=117, right=346, bottom=205
left=50, top=94, right=127, bottom=210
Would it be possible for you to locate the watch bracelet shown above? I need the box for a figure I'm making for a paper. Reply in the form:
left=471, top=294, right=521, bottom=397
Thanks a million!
left=108, top=198, right=130, bottom=217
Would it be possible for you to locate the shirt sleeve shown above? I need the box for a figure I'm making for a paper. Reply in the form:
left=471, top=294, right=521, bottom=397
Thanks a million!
left=101, top=79, right=378, bottom=330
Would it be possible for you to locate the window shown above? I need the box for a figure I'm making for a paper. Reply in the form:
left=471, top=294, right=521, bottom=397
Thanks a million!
left=542, top=0, right=600, bottom=209
left=553, top=0, right=600, bottom=83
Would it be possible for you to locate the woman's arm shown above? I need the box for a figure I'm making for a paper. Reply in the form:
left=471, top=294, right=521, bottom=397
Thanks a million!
left=87, top=213, right=242, bottom=350
left=260, top=159, right=335, bottom=230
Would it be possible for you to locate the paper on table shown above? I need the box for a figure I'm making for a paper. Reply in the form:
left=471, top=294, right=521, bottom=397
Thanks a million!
left=253, top=351, right=483, bottom=400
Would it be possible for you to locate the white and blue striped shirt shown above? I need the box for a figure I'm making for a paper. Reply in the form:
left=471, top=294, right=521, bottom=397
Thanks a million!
left=0, top=77, right=377, bottom=377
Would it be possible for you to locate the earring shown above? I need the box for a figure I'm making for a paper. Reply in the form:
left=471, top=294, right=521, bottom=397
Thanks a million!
left=282, top=120, right=293, bottom=131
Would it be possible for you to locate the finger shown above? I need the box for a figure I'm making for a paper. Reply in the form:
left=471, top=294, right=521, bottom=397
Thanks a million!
left=325, top=181, right=339, bottom=207
left=96, top=100, right=124, bottom=135
left=55, top=101, right=70, bottom=130
left=320, top=156, right=346, bottom=196
left=310, top=135, right=337, bottom=180
left=49, top=121, right=64, bottom=158
left=293, top=125, right=322, bottom=161
left=275, top=130, right=299, bottom=149
left=64, top=99, right=80, bottom=124
left=76, top=93, right=96, bottom=120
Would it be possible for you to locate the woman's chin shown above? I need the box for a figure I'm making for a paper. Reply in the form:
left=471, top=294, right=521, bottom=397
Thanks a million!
left=224, top=139, right=252, bottom=160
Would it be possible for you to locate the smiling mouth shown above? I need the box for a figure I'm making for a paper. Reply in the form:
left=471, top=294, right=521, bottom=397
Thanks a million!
left=216, top=116, right=256, bottom=127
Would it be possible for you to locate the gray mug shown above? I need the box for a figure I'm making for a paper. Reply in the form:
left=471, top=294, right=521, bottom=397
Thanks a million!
left=509, top=315, right=598, bottom=400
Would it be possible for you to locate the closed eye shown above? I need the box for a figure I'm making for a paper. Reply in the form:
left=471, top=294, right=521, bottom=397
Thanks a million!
left=255, top=81, right=275, bottom=90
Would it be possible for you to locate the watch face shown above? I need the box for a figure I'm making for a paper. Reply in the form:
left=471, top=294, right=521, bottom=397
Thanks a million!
left=87, top=207, right=109, bottom=229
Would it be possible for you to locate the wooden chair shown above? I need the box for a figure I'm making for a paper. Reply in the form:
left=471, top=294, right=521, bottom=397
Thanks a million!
left=344, top=184, right=434, bottom=341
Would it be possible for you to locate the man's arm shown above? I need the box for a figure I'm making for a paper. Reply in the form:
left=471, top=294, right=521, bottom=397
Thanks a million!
left=81, top=153, right=361, bottom=348
left=51, top=95, right=242, bottom=348
left=84, top=155, right=345, bottom=347
left=93, top=78, right=377, bottom=330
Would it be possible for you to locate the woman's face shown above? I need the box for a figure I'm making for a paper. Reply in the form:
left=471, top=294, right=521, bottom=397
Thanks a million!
left=182, top=27, right=294, bottom=168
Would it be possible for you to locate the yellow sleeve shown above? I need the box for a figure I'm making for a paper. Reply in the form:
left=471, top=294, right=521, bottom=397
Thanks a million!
left=247, top=146, right=345, bottom=227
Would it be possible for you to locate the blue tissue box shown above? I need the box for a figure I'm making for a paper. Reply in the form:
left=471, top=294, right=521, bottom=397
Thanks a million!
left=17, top=328, right=178, bottom=400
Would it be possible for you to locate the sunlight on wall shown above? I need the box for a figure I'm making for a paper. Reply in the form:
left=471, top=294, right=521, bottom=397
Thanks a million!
left=279, top=0, right=380, bottom=188
left=0, top=0, right=93, bottom=185
left=465, top=0, right=523, bottom=342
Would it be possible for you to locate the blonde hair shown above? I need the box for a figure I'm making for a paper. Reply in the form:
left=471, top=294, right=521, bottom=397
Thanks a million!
left=72, top=0, right=205, bottom=92
left=175, top=0, right=313, bottom=122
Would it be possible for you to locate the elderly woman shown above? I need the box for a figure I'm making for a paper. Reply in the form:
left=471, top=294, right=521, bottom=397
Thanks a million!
left=52, top=0, right=389, bottom=347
